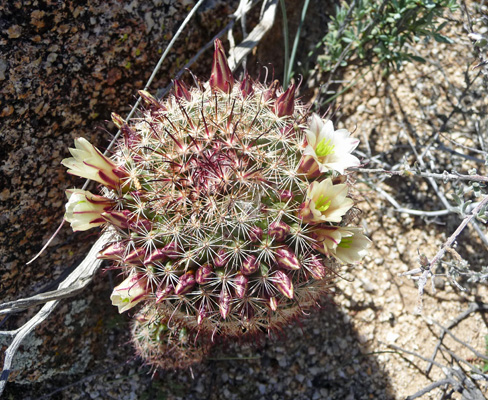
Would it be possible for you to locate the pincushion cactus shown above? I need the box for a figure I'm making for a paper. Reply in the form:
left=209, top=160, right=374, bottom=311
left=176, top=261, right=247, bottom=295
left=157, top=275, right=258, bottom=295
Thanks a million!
left=63, top=39, right=370, bottom=368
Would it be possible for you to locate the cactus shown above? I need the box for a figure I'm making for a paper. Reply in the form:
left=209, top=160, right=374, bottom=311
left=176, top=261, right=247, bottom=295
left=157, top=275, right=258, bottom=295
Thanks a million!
left=63, top=39, right=370, bottom=368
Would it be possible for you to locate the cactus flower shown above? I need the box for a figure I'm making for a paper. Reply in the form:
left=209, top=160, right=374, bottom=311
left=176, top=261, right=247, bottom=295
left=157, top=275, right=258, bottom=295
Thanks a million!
left=110, top=273, right=149, bottom=313
left=62, top=137, right=126, bottom=189
left=64, top=189, right=114, bottom=231
left=299, top=114, right=360, bottom=175
left=298, top=178, right=354, bottom=224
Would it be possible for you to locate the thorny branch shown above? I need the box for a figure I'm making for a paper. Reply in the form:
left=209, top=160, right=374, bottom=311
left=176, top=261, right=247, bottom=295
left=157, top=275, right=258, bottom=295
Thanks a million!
left=0, top=0, right=267, bottom=395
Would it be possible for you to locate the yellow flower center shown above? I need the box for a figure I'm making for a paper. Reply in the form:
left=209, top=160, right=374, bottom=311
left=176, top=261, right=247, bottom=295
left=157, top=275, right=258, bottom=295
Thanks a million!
left=315, top=138, right=335, bottom=156
left=338, top=237, right=353, bottom=248
left=315, top=195, right=331, bottom=212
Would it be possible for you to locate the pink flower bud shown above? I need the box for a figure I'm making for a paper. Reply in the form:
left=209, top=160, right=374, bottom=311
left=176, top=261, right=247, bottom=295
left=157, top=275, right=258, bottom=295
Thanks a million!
left=249, top=226, right=263, bottom=242
left=101, top=209, right=131, bottom=230
left=241, top=254, right=259, bottom=275
left=138, top=90, right=166, bottom=111
left=197, top=305, right=207, bottom=325
left=173, top=79, right=192, bottom=101
left=275, top=246, right=300, bottom=270
left=98, top=241, right=125, bottom=260
left=214, top=248, right=228, bottom=268
left=144, top=248, right=167, bottom=265
left=279, top=190, right=293, bottom=202
left=219, top=290, right=231, bottom=319
left=125, top=247, right=146, bottom=265
left=195, top=263, right=213, bottom=285
left=268, top=221, right=290, bottom=242
left=307, top=255, right=327, bottom=280
left=209, top=39, right=234, bottom=93
left=155, top=284, right=174, bottom=303
left=175, top=271, right=196, bottom=295
left=240, top=71, right=254, bottom=98
left=161, top=241, right=181, bottom=259
left=272, top=270, right=294, bottom=299
left=263, top=79, right=279, bottom=102
left=273, top=84, right=296, bottom=117
left=234, top=273, right=249, bottom=299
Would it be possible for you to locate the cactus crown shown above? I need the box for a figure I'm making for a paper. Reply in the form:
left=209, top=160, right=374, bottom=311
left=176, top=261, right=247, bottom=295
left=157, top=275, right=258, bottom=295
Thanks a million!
left=63, top=39, right=370, bottom=368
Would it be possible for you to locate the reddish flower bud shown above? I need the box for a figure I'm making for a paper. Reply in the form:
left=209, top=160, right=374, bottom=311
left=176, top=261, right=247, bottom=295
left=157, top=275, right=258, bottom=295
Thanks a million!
left=144, top=248, right=167, bottom=265
left=197, top=305, right=207, bottom=325
left=175, top=271, right=196, bottom=295
left=268, top=221, right=290, bottom=242
left=234, top=273, right=249, bottom=299
left=275, top=246, right=300, bottom=270
left=155, top=284, right=174, bottom=303
left=240, top=71, right=254, bottom=98
left=249, top=226, right=263, bottom=242
left=125, top=247, right=146, bottom=264
left=263, top=79, right=280, bottom=102
left=219, top=290, right=231, bottom=319
left=272, top=270, right=294, bottom=299
left=209, top=39, right=234, bottom=93
left=307, top=255, right=327, bottom=280
left=138, top=90, right=166, bottom=111
left=111, top=112, right=127, bottom=129
left=214, top=248, right=228, bottom=268
left=241, top=254, right=259, bottom=275
left=161, top=241, right=181, bottom=259
left=274, top=84, right=296, bottom=117
left=195, top=263, right=213, bottom=285
left=98, top=241, right=125, bottom=260
left=101, top=209, right=131, bottom=230
left=279, top=190, right=293, bottom=202
left=173, top=79, right=192, bottom=101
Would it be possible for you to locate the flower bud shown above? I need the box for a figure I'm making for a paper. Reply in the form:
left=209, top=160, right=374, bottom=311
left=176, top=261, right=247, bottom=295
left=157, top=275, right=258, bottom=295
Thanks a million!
left=125, top=247, right=146, bottom=265
left=195, top=263, right=213, bottom=285
left=240, top=71, right=254, bottom=98
left=138, top=90, right=166, bottom=111
left=297, top=155, right=320, bottom=178
left=241, top=254, right=259, bottom=275
left=263, top=79, right=279, bottom=102
left=98, top=241, right=125, bottom=260
left=273, top=84, right=295, bottom=117
left=101, top=209, right=131, bottom=230
left=249, top=226, right=263, bottom=242
left=144, top=248, right=167, bottom=265
left=268, top=221, right=290, bottom=242
left=214, top=248, right=228, bottom=268
left=175, top=271, right=196, bottom=295
left=307, top=255, right=327, bottom=280
left=279, top=190, right=293, bottom=202
left=234, top=273, right=249, bottom=299
left=110, top=273, right=149, bottom=313
left=161, top=241, right=181, bottom=259
left=173, top=79, right=192, bottom=101
left=272, top=270, right=294, bottom=299
left=197, top=305, right=207, bottom=325
left=219, top=290, right=231, bottom=319
left=275, top=246, right=300, bottom=270
left=209, top=39, right=234, bottom=93
left=155, top=284, right=174, bottom=303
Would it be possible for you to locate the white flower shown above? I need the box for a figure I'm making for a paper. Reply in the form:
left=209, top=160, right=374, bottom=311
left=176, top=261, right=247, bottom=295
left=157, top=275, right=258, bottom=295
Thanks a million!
left=64, top=189, right=113, bottom=231
left=298, top=178, right=354, bottom=224
left=312, top=226, right=371, bottom=264
left=62, top=138, right=123, bottom=189
left=110, top=273, right=149, bottom=313
left=302, top=114, right=360, bottom=174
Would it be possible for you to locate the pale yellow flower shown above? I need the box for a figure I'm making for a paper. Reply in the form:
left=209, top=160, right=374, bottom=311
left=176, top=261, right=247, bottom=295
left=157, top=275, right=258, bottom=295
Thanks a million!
left=110, top=273, right=149, bottom=313
left=64, top=189, right=113, bottom=231
left=298, top=178, right=354, bottom=224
